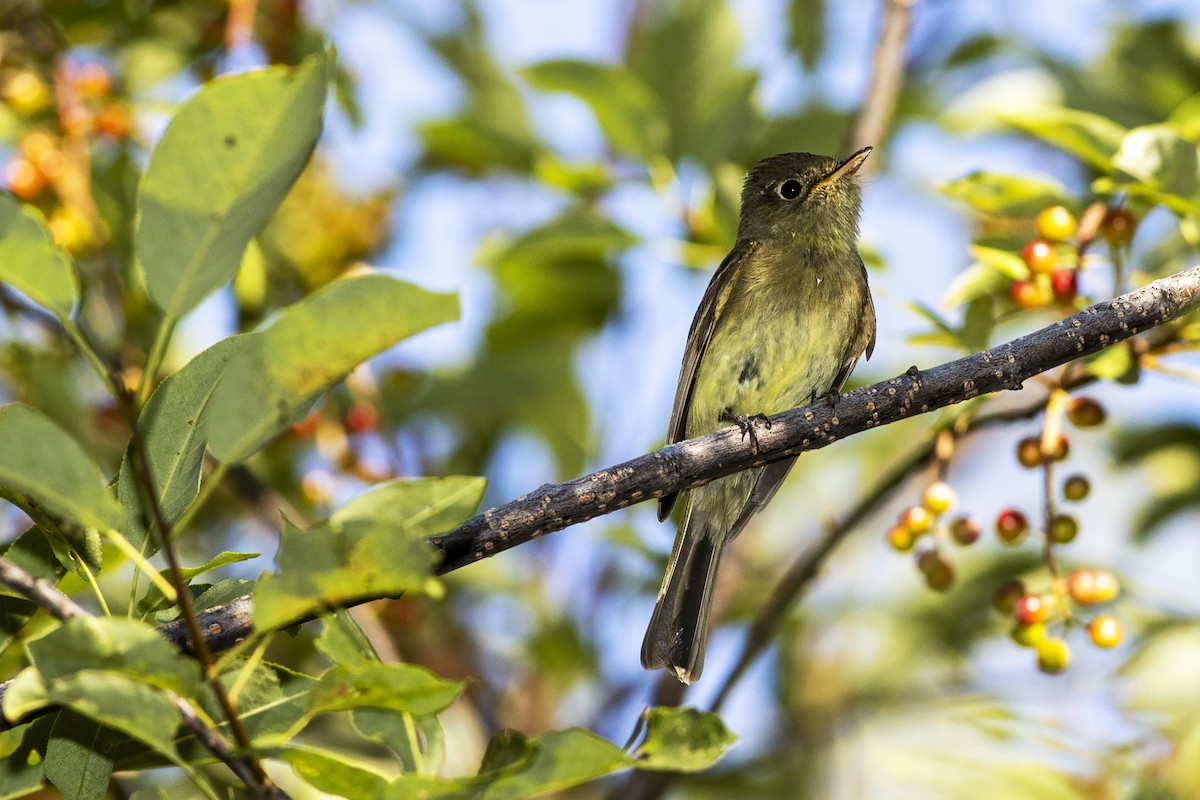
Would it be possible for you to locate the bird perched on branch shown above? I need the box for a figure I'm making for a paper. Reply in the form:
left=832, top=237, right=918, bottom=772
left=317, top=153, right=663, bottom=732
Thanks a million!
left=642, top=148, right=877, bottom=684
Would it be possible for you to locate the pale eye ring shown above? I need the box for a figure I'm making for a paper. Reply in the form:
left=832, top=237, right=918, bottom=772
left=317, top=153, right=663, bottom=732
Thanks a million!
left=777, top=179, right=804, bottom=200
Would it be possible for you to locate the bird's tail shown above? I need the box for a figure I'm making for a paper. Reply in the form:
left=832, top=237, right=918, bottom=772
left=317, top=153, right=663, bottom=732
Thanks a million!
left=640, top=515, right=724, bottom=685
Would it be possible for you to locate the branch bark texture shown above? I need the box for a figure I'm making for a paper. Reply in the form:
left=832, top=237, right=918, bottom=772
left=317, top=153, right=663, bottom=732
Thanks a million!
left=432, top=266, right=1200, bottom=571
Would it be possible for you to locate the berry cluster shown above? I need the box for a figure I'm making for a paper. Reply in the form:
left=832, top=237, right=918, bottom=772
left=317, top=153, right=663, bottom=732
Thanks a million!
left=887, top=480, right=980, bottom=592
left=2, top=61, right=132, bottom=252
left=995, top=568, right=1122, bottom=673
left=887, top=392, right=1124, bottom=673
left=1008, top=204, right=1137, bottom=310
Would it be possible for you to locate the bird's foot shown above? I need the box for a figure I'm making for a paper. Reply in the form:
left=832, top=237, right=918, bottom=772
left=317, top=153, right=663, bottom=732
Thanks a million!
left=723, top=412, right=771, bottom=455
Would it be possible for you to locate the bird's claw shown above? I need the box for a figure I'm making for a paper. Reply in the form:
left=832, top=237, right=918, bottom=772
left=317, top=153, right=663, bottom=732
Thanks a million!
left=727, top=413, right=771, bottom=455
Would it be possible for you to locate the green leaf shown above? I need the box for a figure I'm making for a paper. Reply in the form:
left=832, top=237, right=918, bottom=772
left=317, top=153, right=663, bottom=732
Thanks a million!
left=940, top=172, right=1073, bottom=216
left=0, top=194, right=79, bottom=320
left=626, top=0, right=761, bottom=165
left=253, top=517, right=440, bottom=633
left=968, top=245, right=1030, bottom=280
left=522, top=60, right=668, bottom=159
left=206, top=273, right=458, bottom=462
left=1111, top=124, right=1200, bottom=214
left=941, top=261, right=1014, bottom=310
left=632, top=707, right=735, bottom=772
left=309, top=662, right=464, bottom=718
left=0, top=526, right=59, bottom=653
left=354, top=708, right=446, bottom=775
left=45, top=712, right=115, bottom=800
left=0, top=404, right=120, bottom=533
left=787, top=0, right=825, bottom=70
left=1168, top=93, right=1200, bottom=141
left=27, top=617, right=199, bottom=696
left=480, top=728, right=630, bottom=799
left=315, top=610, right=378, bottom=667
left=331, top=476, right=486, bottom=535
left=999, top=107, right=1127, bottom=171
left=136, top=53, right=328, bottom=318
left=136, top=552, right=257, bottom=617
left=1085, top=342, right=1137, bottom=381
left=265, top=745, right=390, bottom=797
left=0, top=716, right=52, bottom=798
left=44, top=672, right=178, bottom=761
left=121, top=274, right=456, bottom=553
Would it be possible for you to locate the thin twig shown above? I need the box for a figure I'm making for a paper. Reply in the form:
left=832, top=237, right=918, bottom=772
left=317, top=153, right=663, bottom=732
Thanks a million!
left=849, top=0, right=914, bottom=164
left=0, top=557, right=86, bottom=622
left=115, top=384, right=278, bottom=799
left=0, top=556, right=287, bottom=798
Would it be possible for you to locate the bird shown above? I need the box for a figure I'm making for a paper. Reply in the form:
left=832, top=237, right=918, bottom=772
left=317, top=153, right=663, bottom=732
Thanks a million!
left=641, top=148, right=877, bottom=684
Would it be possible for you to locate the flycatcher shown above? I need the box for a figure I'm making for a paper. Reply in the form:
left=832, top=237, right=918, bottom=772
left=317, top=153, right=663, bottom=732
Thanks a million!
left=642, top=148, right=877, bottom=684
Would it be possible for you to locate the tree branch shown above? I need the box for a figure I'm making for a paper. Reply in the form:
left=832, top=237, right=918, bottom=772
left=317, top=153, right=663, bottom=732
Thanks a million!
left=1, top=266, right=1198, bottom=737
left=849, top=0, right=914, bottom=163
left=431, top=266, right=1200, bottom=570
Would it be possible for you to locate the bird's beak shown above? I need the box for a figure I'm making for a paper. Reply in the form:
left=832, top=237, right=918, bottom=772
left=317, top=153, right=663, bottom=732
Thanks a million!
left=816, top=146, right=872, bottom=189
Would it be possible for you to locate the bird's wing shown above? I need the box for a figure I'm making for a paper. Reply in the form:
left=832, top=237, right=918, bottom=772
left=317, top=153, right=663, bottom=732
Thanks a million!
left=657, top=241, right=756, bottom=521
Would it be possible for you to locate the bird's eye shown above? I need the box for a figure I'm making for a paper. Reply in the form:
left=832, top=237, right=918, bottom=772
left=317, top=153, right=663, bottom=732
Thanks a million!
left=777, top=179, right=803, bottom=200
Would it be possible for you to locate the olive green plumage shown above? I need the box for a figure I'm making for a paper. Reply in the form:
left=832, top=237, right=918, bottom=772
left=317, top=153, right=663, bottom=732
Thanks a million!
left=642, top=148, right=877, bottom=684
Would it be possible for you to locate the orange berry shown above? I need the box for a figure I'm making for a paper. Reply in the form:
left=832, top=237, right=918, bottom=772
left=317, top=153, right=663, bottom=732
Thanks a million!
left=3, top=71, right=51, bottom=114
left=73, top=62, right=113, bottom=98
left=899, top=505, right=933, bottom=535
left=94, top=104, right=132, bottom=138
left=1013, top=593, right=1051, bottom=625
left=4, top=158, right=45, bottom=200
left=1009, top=279, right=1046, bottom=309
left=887, top=524, right=915, bottom=552
left=1087, top=615, right=1123, bottom=648
left=1021, top=239, right=1057, bottom=274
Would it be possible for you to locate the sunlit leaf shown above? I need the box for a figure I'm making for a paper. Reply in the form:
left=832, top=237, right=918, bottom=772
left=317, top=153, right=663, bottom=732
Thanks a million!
left=137, top=53, right=328, bottom=318
left=253, top=517, right=439, bottom=633
left=633, top=707, right=736, bottom=772
left=0, top=194, right=79, bottom=320
left=0, top=404, right=120, bottom=534
left=999, top=107, right=1127, bottom=171
left=940, top=172, right=1073, bottom=216
left=308, top=662, right=464, bottom=718
left=480, top=728, right=630, bottom=800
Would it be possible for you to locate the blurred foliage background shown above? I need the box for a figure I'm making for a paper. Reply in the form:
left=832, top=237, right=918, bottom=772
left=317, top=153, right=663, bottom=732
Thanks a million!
left=3, top=0, right=1200, bottom=797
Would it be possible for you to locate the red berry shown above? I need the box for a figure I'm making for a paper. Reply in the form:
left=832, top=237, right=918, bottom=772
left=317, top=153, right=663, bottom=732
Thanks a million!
left=1063, top=474, right=1090, bottom=501
left=1036, top=206, right=1077, bottom=241
left=1013, top=594, right=1051, bottom=625
left=992, top=579, right=1025, bottom=614
left=344, top=401, right=379, bottom=434
left=1050, top=269, right=1078, bottom=303
left=1100, top=207, right=1136, bottom=245
left=1087, top=615, right=1123, bottom=648
left=1021, top=239, right=1058, bottom=275
left=1036, top=637, right=1070, bottom=673
left=949, top=515, right=981, bottom=546
left=1067, top=397, right=1106, bottom=428
left=996, top=509, right=1028, bottom=544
